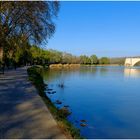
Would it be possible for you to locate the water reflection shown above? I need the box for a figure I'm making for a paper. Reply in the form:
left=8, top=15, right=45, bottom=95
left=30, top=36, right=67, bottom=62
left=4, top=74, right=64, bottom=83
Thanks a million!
left=43, top=66, right=140, bottom=138
left=124, top=68, right=140, bottom=78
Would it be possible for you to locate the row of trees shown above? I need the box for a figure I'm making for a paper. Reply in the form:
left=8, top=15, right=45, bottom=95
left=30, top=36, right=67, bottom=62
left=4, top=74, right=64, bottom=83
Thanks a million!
left=5, top=45, right=109, bottom=66
left=1, top=44, right=110, bottom=68
left=80, top=55, right=110, bottom=65
left=30, top=46, right=81, bottom=65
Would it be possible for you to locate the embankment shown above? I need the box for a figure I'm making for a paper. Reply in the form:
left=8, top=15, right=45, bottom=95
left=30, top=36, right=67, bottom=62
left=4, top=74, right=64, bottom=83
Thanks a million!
left=27, top=66, right=82, bottom=139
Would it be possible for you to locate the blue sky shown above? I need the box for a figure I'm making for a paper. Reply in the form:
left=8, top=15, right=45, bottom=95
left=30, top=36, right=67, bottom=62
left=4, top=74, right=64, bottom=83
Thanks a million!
left=47, top=1, right=140, bottom=57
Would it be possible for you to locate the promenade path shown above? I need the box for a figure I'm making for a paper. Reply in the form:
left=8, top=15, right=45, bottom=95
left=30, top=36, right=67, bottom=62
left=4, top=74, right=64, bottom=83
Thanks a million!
left=0, top=67, right=66, bottom=139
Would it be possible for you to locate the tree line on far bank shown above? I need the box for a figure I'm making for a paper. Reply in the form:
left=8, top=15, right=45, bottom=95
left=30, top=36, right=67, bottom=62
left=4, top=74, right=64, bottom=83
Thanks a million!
left=80, top=55, right=110, bottom=65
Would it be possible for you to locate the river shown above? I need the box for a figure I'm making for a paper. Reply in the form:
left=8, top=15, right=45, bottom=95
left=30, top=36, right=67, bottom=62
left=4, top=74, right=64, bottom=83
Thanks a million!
left=43, top=66, right=140, bottom=138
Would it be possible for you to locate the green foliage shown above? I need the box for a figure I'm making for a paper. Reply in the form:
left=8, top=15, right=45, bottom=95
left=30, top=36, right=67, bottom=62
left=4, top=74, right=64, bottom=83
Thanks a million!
left=49, top=49, right=62, bottom=64
left=99, top=57, right=110, bottom=64
left=0, top=1, right=59, bottom=66
left=90, top=55, right=98, bottom=64
left=30, top=46, right=80, bottom=65
left=80, top=55, right=91, bottom=64
left=2, top=42, right=112, bottom=67
left=78, top=55, right=110, bottom=65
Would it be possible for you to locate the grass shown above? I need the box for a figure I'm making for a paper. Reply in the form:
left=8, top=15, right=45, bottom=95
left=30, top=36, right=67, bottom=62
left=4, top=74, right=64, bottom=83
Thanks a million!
left=27, top=66, right=82, bottom=139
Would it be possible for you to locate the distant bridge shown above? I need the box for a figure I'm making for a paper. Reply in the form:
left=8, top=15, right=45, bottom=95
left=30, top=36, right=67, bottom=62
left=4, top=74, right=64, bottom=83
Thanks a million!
left=125, top=58, right=140, bottom=67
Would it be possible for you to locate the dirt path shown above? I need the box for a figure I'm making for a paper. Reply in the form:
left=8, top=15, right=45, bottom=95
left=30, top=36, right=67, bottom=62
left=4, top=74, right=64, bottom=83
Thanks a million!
left=0, top=67, right=66, bottom=139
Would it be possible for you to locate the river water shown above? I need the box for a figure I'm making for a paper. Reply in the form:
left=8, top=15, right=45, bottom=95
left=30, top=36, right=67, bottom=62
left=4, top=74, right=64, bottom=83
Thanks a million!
left=43, top=66, right=140, bottom=138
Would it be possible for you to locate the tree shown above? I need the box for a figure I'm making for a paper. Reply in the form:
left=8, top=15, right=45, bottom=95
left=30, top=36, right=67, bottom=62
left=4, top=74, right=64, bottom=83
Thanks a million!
left=99, top=57, right=110, bottom=64
left=80, top=55, right=91, bottom=64
left=0, top=1, right=59, bottom=43
left=0, top=1, right=59, bottom=65
left=50, top=50, right=62, bottom=64
left=90, top=55, right=98, bottom=64
left=30, top=45, right=43, bottom=65
left=62, top=52, right=73, bottom=64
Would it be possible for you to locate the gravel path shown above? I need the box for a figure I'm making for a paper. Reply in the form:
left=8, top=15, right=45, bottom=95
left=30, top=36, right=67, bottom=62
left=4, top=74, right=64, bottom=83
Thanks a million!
left=0, top=67, right=66, bottom=139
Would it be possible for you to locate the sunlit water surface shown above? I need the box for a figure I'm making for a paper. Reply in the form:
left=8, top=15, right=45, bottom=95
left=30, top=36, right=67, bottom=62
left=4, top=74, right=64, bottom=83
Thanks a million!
left=43, top=66, right=140, bottom=138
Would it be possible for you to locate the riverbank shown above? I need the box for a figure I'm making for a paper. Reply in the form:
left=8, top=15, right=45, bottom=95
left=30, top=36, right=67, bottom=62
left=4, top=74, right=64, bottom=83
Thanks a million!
left=27, top=66, right=82, bottom=139
left=49, top=64, right=120, bottom=69
left=49, top=64, right=80, bottom=69
left=0, top=67, right=66, bottom=139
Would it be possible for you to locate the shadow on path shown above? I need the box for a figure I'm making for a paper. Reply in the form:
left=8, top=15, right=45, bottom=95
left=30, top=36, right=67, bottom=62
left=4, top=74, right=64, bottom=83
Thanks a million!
left=0, top=67, right=66, bottom=139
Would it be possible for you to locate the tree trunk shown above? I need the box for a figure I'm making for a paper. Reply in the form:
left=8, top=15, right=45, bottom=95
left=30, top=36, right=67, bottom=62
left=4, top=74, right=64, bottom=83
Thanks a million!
left=0, top=47, right=3, bottom=62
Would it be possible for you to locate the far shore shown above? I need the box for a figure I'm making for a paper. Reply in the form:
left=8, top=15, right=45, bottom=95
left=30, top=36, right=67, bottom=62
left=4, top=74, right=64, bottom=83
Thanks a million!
left=49, top=63, right=121, bottom=69
left=82, top=64, right=120, bottom=66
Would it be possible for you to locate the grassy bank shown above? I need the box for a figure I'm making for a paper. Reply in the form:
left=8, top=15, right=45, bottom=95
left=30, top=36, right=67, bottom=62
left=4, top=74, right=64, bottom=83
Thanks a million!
left=27, top=66, right=82, bottom=139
